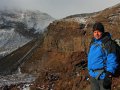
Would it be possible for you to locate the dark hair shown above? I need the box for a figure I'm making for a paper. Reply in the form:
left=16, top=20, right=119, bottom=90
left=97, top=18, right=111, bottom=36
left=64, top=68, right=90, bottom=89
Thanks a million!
left=93, top=22, right=104, bottom=32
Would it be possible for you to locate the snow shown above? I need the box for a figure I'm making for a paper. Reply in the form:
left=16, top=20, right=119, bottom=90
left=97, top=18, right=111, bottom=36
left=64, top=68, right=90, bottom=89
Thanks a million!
left=0, top=28, right=31, bottom=58
left=63, top=17, right=87, bottom=24
left=0, top=73, right=36, bottom=87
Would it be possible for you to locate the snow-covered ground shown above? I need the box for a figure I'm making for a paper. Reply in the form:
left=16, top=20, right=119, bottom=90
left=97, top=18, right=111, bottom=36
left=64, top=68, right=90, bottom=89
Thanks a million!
left=0, top=73, right=36, bottom=89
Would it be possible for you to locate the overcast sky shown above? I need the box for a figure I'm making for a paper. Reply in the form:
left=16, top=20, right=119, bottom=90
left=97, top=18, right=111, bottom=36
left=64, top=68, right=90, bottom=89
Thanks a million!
left=0, top=0, right=120, bottom=19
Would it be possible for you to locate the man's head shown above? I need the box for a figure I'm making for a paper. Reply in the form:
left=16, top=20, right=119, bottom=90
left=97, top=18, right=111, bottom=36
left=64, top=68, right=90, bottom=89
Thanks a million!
left=93, top=22, right=105, bottom=40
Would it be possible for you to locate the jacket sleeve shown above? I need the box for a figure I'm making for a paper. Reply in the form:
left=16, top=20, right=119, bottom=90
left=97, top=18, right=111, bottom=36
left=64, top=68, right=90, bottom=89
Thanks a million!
left=106, top=41, right=118, bottom=74
left=106, top=53, right=118, bottom=74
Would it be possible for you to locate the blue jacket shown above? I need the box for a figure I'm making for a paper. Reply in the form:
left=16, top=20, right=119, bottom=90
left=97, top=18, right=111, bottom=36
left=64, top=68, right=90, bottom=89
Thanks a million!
left=88, top=32, right=118, bottom=79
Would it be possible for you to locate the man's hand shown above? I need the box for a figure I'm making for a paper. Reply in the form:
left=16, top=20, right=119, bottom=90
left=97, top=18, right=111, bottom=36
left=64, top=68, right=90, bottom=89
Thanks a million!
left=103, top=71, right=112, bottom=89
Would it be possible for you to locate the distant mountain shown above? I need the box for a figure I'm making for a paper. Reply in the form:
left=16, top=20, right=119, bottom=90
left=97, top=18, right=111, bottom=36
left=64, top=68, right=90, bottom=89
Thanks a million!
left=0, top=9, right=55, bottom=58
left=0, top=9, right=55, bottom=33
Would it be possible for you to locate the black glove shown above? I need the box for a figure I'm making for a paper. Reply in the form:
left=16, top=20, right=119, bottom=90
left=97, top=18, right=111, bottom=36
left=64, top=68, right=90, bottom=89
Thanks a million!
left=103, top=71, right=112, bottom=89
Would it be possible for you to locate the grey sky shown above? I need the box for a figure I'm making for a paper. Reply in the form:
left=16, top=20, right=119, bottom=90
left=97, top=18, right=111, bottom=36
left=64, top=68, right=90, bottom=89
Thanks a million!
left=0, top=0, right=120, bottom=19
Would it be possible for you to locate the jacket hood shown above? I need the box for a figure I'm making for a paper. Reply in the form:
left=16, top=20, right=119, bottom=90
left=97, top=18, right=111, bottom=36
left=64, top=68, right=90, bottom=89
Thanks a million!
left=101, top=32, right=111, bottom=43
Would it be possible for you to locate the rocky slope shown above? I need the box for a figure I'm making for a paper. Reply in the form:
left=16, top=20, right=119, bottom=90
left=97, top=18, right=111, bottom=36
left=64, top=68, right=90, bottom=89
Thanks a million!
left=20, top=3, right=120, bottom=90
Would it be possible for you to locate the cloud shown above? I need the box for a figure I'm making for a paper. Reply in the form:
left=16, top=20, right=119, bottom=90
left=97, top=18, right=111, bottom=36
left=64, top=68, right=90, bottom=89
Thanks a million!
left=0, top=0, right=120, bottom=18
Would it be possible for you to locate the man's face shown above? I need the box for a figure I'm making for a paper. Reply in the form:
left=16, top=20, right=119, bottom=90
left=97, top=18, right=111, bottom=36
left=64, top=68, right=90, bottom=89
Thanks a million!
left=93, top=30, right=103, bottom=40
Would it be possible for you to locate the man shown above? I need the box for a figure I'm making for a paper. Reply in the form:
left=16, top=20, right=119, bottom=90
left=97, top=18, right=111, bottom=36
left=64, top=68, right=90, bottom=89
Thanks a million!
left=88, top=22, right=118, bottom=90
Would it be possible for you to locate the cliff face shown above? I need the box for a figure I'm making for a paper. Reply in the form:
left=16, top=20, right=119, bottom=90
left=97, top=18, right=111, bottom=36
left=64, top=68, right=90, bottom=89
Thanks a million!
left=21, top=3, right=120, bottom=90
left=44, top=21, right=87, bottom=53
